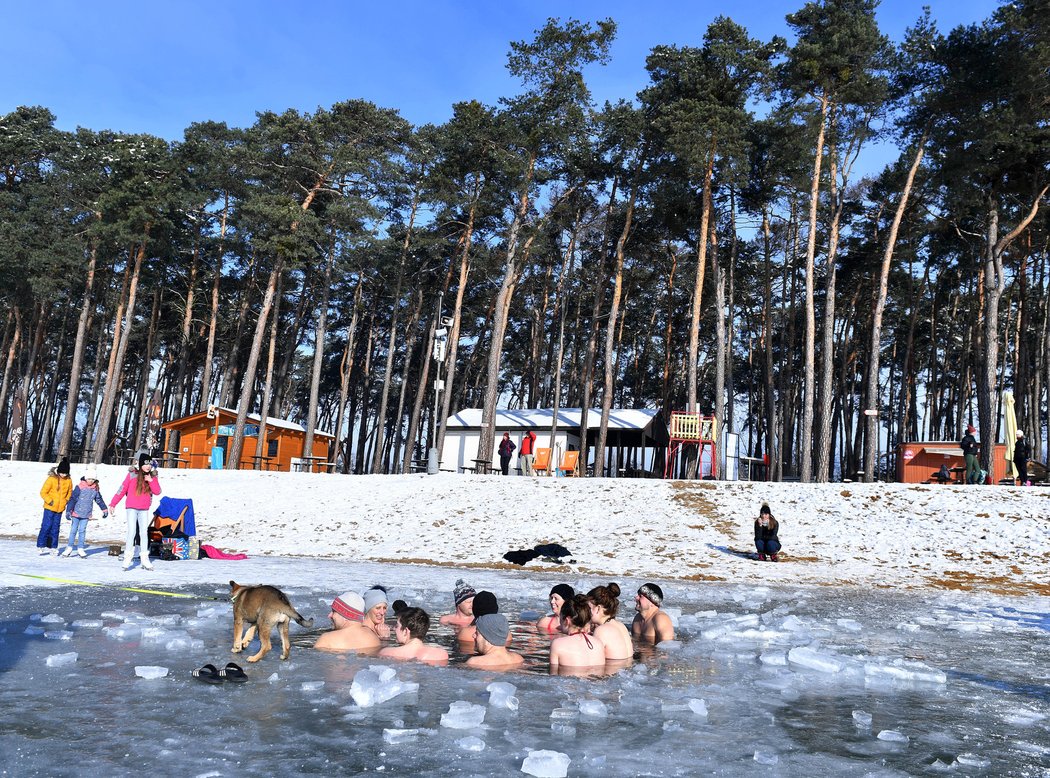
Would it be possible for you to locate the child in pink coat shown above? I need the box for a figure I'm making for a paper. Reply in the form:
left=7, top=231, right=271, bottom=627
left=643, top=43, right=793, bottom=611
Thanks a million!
left=110, top=453, right=161, bottom=571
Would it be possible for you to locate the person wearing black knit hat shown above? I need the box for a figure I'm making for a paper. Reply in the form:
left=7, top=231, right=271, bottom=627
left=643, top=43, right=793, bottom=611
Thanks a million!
left=456, top=591, right=500, bottom=646
left=36, top=457, right=73, bottom=554
left=631, top=582, right=675, bottom=644
left=536, top=583, right=574, bottom=635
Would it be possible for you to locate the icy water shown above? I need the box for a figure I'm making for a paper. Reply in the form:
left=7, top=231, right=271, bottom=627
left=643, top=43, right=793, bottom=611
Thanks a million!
left=1, top=570, right=1049, bottom=776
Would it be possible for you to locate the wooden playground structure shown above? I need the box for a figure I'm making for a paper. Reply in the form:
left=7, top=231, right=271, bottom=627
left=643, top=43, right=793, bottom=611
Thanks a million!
left=664, top=412, right=718, bottom=479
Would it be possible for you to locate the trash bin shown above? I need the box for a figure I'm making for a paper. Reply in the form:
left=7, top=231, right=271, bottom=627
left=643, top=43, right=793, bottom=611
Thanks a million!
left=210, top=446, right=224, bottom=470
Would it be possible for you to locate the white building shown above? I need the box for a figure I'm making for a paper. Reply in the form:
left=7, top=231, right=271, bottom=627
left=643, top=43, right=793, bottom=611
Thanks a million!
left=441, top=408, right=669, bottom=476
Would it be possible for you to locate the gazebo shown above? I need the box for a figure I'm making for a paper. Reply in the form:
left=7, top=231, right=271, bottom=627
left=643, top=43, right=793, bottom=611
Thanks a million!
left=441, top=408, right=668, bottom=475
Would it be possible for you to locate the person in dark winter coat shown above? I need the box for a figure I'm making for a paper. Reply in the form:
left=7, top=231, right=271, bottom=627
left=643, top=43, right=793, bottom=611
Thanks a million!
left=960, top=425, right=980, bottom=484
left=497, top=433, right=516, bottom=476
left=1014, top=430, right=1030, bottom=486
left=754, top=503, right=781, bottom=562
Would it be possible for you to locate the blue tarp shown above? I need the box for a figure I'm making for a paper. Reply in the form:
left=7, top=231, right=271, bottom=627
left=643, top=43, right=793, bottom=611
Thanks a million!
left=155, top=497, right=196, bottom=537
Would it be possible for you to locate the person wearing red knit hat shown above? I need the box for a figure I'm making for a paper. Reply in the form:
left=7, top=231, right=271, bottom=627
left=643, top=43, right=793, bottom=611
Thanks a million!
left=315, top=591, right=381, bottom=653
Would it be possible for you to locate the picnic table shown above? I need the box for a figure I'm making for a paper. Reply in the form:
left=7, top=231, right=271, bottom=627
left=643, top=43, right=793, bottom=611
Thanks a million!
left=296, top=455, right=334, bottom=473
left=248, top=454, right=276, bottom=471
left=163, top=450, right=189, bottom=468
left=464, top=459, right=493, bottom=475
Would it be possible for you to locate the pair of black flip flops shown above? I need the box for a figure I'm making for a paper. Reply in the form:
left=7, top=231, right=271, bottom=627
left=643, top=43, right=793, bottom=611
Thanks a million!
left=192, top=662, right=248, bottom=684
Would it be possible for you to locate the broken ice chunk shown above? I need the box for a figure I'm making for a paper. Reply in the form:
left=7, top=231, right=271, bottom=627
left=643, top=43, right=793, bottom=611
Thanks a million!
left=134, top=666, right=169, bottom=679
left=864, top=660, right=946, bottom=684
left=852, top=710, right=872, bottom=728
left=836, top=618, right=862, bottom=632
left=350, top=666, right=418, bottom=707
left=456, top=736, right=485, bottom=752
left=759, top=651, right=787, bottom=666
left=43, top=630, right=73, bottom=640
left=877, top=729, right=909, bottom=743
left=688, top=698, right=708, bottom=717
left=103, top=625, right=141, bottom=641
left=40, top=614, right=65, bottom=624
left=578, top=699, right=608, bottom=717
left=487, top=681, right=519, bottom=710
left=71, top=619, right=103, bottom=629
left=24, top=626, right=44, bottom=636
left=955, top=753, right=990, bottom=768
left=46, top=652, right=78, bottom=667
left=301, top=681, right=325, bottom=692
left=787, top=646, right=843, bottom=673
left=383, top=729, right=419, bottom=744
left=521, top=749, right=570, bottom=778
left=753, top=751, right=779, bottom=765
left=440, top=701, right=486, bottom=729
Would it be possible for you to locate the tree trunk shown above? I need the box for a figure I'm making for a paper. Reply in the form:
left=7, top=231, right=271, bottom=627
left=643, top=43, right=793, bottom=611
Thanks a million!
left=200, top=192, right=229, bottom=411
left=92, top=232, right=150, bottom=464
left=226, top=259, right=283, bottom=468
left=477, top=153, right=536, bottom=466
left=595, top=172, right=639, bottom=476
left=800, top=95, right=828, bottom=482
left=59, top=238, right=100, bottom=455
left=305, top=232, right=339, bottom=465
left=863, top=141, right=924, bottom=480
left=686, top=148, right=716, bottom=413
left=371, top=188, right=419, bottom=472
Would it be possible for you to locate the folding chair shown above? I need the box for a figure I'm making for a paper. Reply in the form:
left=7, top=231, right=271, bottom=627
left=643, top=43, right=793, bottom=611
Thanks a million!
left=558, top=450, right=580, bottom=477
left=532, top=447, right=552, bottom=476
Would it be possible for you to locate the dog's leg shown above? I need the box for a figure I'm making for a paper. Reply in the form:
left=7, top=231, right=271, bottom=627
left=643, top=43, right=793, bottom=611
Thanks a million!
left=247, top=619, right=271, bottom=663
left=279, top=620, right=291, bottom=660
left=232, top=612, right=244, bottom=653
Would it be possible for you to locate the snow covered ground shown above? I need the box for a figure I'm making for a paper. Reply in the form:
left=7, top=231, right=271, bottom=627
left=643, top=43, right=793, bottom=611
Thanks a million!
left=2, top=461, right=1048, bottom=594
left=1, top=462, right=1049, bottom=775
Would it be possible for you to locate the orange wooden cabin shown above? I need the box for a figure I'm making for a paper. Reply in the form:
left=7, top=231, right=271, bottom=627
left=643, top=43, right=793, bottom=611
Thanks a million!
left=896, top=441, right=1009, bottom=484
left=161, top=407, right=334, bottom=471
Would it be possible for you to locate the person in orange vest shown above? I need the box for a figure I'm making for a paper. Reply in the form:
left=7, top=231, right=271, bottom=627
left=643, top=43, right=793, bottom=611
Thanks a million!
left=520, top=429, right=537, bottom=476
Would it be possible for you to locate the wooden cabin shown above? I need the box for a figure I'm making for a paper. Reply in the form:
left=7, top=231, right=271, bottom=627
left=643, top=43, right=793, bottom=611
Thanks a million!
left=896, top=441, right=1009, bottom=484
left=161, top=407, right=334, bottom=472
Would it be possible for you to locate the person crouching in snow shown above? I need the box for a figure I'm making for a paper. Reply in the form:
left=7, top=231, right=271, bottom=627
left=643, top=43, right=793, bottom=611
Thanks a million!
left=37, top=457, right=73, bottom=554
left=755, top=503, right=781, bottom=562
left=61, top=466, right=108, bottom=557
left=110, top=453, right=161, bottom=571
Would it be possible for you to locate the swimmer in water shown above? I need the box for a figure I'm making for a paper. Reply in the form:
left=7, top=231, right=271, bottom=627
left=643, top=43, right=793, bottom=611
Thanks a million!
left=630, top=582, right=675, bottom=644
left=439, top=579, right=476, bottom=627
left=549, top=594, right=606, bottom=670
left=587, top=582, right=632, bottom=661
left=379, top=606, right=448, bottom=664
left=466, top=614, right=523, bottom=670
left=536, top=583, right=574, bottom=635
left=314, top=591, right=381, bottom=653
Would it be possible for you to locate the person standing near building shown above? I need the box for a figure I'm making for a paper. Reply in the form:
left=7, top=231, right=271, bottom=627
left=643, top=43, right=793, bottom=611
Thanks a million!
left=960, top=424, right=980, bottom=484
left=1014, top=430, right=1030, bottom=486
left=497, top=432, right=516, bottom=476
left=520, top=429, right=537, bottom=476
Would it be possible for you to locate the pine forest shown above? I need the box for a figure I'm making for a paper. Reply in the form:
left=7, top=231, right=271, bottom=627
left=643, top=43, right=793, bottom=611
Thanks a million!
left=1, top=0, right=1048, bottom=482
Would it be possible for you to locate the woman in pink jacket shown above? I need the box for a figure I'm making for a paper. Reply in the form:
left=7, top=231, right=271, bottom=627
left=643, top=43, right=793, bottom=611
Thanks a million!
left=110, top=453, right=162, bottom=571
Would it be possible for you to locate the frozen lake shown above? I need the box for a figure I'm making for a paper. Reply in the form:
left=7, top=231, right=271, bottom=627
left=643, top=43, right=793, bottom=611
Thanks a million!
left=1, top=552, right=1048, bottom=776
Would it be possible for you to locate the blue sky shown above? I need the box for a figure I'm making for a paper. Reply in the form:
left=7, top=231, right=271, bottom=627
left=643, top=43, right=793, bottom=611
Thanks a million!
left=4, top=0, right=1002, bottom=140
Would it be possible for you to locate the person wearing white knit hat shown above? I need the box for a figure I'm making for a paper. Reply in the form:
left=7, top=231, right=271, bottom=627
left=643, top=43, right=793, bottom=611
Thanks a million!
left=314, top=591, right=380, bottom=653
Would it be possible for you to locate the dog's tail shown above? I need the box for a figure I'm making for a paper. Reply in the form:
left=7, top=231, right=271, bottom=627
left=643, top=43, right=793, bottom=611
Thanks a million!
left=292, top=610, right=313, bottom=629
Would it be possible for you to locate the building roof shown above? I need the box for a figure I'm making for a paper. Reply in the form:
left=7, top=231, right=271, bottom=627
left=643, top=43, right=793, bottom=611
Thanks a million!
left=445, top=408, right=662, bottom=432
left=162, top=406, right=335, bottom=438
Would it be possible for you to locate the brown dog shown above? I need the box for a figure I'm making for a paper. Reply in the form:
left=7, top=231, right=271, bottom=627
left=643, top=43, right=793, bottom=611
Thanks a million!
left=229, top=580, right=313, bottom=662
